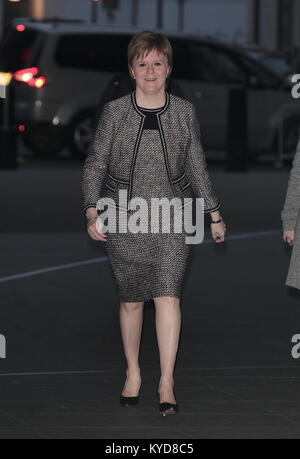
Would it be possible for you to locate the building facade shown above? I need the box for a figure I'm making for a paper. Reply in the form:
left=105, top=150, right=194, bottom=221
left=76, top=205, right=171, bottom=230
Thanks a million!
left=248, top=0, right=300, bottom=50
left=1, top=0, right=248, bottom=42
left=3, top=0, right=299, bottom=51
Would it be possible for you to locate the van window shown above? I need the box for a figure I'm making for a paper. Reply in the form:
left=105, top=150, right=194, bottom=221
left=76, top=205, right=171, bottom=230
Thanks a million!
left=55, top=34, right=131, bottom=72
left=188, top=42, right=247, bottom=84
left=169, top=39, right=191, bottom=80
left=0, top=27, right=40, bottom=72
left=238, top=54, right=281, bottom=88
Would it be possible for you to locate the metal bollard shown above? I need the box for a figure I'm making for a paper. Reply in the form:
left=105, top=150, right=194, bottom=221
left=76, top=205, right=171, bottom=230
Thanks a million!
left=0, top=81, right=17, bottom=169
left=225, top=85, right=248, bottom=172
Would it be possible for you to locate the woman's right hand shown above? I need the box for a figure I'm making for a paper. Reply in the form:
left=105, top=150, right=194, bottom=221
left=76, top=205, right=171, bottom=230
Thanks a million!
left=283, top=230, right=294, bottom=247
left=87, top=214, right=108, bottom=242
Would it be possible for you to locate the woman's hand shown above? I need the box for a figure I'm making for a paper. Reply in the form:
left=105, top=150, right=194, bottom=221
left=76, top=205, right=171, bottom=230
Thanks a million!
left=87, top=216, right=108, bottom=242
left=283, top=230, right=294, bottom=247
left=211, top=220, right=226, bottom=243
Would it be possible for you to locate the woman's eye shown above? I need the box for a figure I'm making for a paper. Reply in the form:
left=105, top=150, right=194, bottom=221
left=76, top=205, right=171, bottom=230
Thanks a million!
left=138, top=62, right=161, bottom=67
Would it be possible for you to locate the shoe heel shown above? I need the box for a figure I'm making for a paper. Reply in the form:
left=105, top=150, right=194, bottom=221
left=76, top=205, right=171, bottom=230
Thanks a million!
left=120, top=394, right=139, bottom=406
left=157, top=390, right=178, bottom=416
left=159, top=402, right=178, bottom=416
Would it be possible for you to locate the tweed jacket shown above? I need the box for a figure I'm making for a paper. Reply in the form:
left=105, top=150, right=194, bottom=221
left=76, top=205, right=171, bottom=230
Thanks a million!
left=81, top=90, right=220, bottom=216
left=281, top=137, right=300, bottom=232
left=281, top=136, right=300, bottom=289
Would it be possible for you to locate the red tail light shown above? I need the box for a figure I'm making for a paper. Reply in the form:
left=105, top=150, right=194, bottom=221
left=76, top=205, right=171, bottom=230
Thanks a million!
left=16, top=24, right=26, bottom=32
left=12, top=67, right=48, bottom=88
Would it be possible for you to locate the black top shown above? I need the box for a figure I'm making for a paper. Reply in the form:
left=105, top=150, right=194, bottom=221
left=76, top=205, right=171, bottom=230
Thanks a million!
left=92, top=74, right=186, bottom=130
left=138, top=106, right=164, bottom=130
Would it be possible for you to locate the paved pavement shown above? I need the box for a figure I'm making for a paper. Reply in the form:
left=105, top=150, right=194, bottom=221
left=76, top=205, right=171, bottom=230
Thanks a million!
left=0, top=148, right=299, bottom=439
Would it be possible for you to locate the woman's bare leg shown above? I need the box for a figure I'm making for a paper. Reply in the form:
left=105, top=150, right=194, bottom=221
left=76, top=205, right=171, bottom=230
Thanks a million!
left=154, top=296, right=181, bottom=403
left=119, top=301, right=144, bottom=396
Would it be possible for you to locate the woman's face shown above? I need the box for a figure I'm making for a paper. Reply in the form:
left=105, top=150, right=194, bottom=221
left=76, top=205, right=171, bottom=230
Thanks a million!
left=130, top=48, right=170, bottom=95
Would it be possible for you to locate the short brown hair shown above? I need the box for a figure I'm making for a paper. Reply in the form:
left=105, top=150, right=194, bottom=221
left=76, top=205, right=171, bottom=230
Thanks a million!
left=127, top=31, right=173, bottom=87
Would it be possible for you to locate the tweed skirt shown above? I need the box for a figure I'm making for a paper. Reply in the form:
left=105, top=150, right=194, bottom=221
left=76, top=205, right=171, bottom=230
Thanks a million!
left=105, top=129, right=192, bottom=302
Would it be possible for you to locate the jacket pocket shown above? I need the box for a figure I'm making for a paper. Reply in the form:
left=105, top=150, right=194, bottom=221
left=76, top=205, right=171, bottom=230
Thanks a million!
left=179, top=174, right=191, bottom=191
left=103, top=173, right=129, bottom=211
left=105, top=175, right=119, bottom=192
left=171, top=172, right=194, bottom=209
left=172, top=171, right=191, bottom=190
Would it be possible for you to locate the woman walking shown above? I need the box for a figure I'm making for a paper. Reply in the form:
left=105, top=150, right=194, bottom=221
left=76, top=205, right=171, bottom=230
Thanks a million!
left=282, top=136, right=300, bottom=289
left=81, top=31, right=226, bottom=416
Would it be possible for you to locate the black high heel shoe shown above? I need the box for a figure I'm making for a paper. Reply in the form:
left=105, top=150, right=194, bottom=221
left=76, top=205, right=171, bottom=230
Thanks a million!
left=157, top=391, right=178, bottom=416
left=120, top=374, right=141, bottom=406
left=120, top=393, right=139, bottom=406
left=120, top=382, right=141, bottom=406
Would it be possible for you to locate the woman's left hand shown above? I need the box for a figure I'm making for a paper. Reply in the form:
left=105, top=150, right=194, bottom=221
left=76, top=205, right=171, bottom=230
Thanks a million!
left=211, top=220, right=226, bottom=243
left=283, top=230, right=294, bottom=246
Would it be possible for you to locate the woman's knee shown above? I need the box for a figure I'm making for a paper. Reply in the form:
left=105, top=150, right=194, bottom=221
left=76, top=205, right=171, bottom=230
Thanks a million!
left=153, top=296, right=180, bottom=308
left=120, top=301, right=144, bottom=312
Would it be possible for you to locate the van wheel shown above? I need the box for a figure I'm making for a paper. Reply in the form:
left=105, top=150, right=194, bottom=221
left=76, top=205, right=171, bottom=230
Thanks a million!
left=69, top=111, right=95, bottom=159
